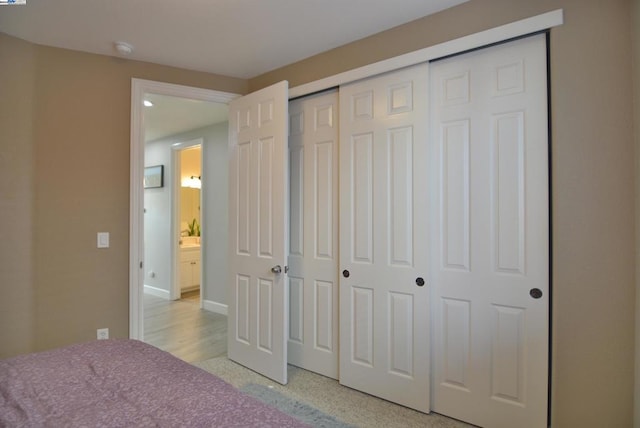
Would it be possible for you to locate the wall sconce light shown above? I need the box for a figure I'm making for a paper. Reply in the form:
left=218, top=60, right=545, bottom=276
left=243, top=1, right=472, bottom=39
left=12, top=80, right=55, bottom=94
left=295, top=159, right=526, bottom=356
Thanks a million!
left=181, top=175, right=201, bottom=189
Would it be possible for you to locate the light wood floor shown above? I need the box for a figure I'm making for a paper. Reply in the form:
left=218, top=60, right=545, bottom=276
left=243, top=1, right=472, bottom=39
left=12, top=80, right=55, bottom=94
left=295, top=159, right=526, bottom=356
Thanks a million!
left=143, top=291, right=227, bottom=363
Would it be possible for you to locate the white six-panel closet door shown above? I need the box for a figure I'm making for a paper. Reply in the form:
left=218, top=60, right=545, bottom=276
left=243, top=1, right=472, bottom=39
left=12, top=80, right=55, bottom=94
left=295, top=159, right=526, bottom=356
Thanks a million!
left=430, top=34, right=549, bottom=428
left=338, top=63, right=431, bottom=413
left=288, top=91, right=340, bottom=379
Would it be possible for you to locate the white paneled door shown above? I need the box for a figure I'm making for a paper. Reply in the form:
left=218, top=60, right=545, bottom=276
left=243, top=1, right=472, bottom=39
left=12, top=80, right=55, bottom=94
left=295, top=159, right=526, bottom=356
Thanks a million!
left=288, top=91, right=340, bottom=379
left=228, top=81, right=289, bottom=384
left=430, top=35, right=549, bottom=427
left=339, top=63, right=431, bottom=413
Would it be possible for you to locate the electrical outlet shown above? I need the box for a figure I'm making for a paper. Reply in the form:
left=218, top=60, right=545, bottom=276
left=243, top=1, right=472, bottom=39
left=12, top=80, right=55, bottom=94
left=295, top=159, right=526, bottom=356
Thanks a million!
left=97, top=232, right=109, bottom=248
left=97, top=328, right=109, bottom=340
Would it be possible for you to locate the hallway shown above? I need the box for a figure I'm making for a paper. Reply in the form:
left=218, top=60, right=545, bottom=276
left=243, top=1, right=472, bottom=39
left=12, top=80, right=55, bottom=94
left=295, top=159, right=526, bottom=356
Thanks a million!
left=143, top=291, right=227, bottom=363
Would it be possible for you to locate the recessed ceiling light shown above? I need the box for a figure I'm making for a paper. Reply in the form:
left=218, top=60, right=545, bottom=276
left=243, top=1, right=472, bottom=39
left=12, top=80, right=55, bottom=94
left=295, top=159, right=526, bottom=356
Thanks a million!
left=143, top=100, right=153, bottom=107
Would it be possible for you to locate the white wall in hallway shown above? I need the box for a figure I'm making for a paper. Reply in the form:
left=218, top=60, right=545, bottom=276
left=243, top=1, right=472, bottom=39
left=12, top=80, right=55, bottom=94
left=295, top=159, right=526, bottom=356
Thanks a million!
left=144, top=122, right=229, bottom=307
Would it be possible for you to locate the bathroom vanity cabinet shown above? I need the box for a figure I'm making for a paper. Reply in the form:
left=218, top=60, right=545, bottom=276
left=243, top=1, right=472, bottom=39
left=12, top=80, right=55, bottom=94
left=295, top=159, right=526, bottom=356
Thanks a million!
left=179, top=246, right=200, bottom=292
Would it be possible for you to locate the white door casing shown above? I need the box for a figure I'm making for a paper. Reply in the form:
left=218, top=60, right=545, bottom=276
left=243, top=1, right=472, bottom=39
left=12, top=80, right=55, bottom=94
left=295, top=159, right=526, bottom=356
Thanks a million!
left=430, top=34, right=549, bottom=427
left=339, top=63, right=431, bottom=413
left=130, top=79, right=238, bottom=340
left=227, top=81, right=289, bottom=384
left=288, top=91, right=340, bottom=379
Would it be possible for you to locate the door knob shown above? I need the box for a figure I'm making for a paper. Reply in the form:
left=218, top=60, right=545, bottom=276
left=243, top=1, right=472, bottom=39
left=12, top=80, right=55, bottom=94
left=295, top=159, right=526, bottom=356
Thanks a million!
left=342, top=270, right=350, bottom=278
left=416, top=277, right=425, bottom=287
left=271, top=265, right=282, bottom=274
left=530, top=288, right=543, bottom=299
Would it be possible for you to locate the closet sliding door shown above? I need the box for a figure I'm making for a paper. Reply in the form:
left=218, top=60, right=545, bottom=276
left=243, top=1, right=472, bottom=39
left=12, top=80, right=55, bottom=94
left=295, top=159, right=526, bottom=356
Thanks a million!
left=430, top=34, right=549, bottom=428
left=338, top=63, right=431, bottom=413
left=287, top=33, right=549, bottom=426
left=288, top=91, right=340, bottom=379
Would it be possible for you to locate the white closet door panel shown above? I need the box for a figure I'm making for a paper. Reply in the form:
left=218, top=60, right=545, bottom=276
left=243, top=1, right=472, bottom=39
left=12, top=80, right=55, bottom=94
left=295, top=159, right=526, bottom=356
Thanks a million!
left=431, top=34, right=548, bottom=428
left=493, top=111, right=525, bottom=274
left=491, top=304, right=526, bottom=402
left=441, top=120, right=470, bottom=271
left=288, top=276, right=304, bottom=343
left=388, top=126, right=414, bottom=267
left=441, top=297, right=471, bottom=389
left=339, top=63, right=430, bottom=413
left=314, top=280, right=334, bottom=352
left=388, top=291, right=414, bottom=376
left=289, top=145, right=304, bottom=258
left=314, top=141, right=334, bottom=259
left=350, top=133, right=374, bottom=264
left=228, top=81, right=289, bottom=385
left=288, top=91, right=339, bottom=379
left=352, top=286, right=374, bottom=365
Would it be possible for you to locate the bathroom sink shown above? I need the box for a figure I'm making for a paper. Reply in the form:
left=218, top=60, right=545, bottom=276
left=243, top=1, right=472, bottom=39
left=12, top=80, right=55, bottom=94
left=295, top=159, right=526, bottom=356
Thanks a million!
left=180, top=236, right=201, bottom=247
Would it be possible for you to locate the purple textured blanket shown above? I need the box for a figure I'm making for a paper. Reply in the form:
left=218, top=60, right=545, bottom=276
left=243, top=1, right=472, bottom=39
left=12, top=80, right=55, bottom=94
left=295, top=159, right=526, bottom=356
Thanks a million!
left=0, top=339, right=308, bottom=427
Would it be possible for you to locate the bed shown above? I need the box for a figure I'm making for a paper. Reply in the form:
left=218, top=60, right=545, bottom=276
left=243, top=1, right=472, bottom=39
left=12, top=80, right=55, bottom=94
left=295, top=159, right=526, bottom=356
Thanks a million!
left=0, top=339, right=308, bottom=427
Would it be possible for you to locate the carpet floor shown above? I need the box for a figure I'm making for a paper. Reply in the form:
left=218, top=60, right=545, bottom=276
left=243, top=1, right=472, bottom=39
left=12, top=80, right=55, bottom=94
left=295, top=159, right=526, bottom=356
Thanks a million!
left=193, top=357, right=472, bottom=428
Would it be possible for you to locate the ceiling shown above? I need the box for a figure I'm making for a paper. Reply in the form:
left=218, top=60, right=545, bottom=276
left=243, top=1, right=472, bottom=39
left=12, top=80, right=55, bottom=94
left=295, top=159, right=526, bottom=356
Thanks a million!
left=143, top=94, right=228, bottom=142
left=1, top=0, right=468, bottom=140
left=0, top=0, right=467, bottom=79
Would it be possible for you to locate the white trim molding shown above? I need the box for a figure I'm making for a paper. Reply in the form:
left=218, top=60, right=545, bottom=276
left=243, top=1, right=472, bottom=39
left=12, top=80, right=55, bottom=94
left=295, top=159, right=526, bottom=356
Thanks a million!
left=143, top=285, right=170, bottom=299
left=289, top=9, right=563, bottom=99
left=203, top=300, right=228, bottom=316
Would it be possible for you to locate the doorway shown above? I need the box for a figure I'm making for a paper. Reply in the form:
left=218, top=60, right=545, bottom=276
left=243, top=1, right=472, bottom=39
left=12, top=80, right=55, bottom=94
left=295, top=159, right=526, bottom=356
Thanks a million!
left=130, top=80, right=238, bottom=347
left=174, top=142, right=202, bottom=302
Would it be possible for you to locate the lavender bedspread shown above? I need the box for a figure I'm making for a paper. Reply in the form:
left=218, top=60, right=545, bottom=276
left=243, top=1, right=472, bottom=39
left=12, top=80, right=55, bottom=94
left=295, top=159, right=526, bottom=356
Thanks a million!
left=0, top=339, right=308, bottom=427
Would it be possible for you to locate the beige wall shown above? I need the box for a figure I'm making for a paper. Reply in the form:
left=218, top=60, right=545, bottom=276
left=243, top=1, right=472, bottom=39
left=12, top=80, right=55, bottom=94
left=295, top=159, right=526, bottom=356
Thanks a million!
left=252, top=1, right=636, bottom=426
left=0, top=34, right=37, bottom=357
left=0, top=32, right=247, bottom=357
left=634, top=0, right=640, bottom=425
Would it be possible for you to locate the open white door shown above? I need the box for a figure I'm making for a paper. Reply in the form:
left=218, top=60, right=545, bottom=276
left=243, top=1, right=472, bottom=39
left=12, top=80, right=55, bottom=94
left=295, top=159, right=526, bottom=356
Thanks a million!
left=228, top=81, right=289, bottom=384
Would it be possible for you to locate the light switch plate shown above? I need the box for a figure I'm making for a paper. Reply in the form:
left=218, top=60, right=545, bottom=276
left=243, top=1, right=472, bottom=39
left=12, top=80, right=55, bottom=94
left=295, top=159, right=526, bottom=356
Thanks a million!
left=97, top=232, right=109, bottom=248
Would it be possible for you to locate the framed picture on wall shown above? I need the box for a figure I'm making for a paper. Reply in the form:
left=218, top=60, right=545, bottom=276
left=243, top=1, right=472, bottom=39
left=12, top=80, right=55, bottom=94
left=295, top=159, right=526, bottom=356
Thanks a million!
left=144, top=165, right=164, bottom=188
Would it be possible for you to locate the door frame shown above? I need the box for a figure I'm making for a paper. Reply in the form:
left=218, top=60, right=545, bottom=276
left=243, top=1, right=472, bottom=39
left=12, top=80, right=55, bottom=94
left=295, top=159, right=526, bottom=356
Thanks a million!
left=129, top=9, right=563, bottom=339
left=129, top=79, right=238, bottom=340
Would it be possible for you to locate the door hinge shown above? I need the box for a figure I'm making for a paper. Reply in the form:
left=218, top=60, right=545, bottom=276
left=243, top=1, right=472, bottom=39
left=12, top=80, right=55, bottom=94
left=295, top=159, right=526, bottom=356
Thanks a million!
left=140, top=261, right=143, bottom=269
left=284, top=265, right=289, bottom=274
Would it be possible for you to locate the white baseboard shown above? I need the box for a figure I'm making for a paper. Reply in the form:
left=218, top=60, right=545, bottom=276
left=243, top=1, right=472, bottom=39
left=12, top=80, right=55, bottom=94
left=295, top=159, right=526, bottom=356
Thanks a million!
left=144, top=284, right=170, bottom=299
left=203, top=299, right=228, bottom=315
left=145, top=285, right=225, bottom=314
